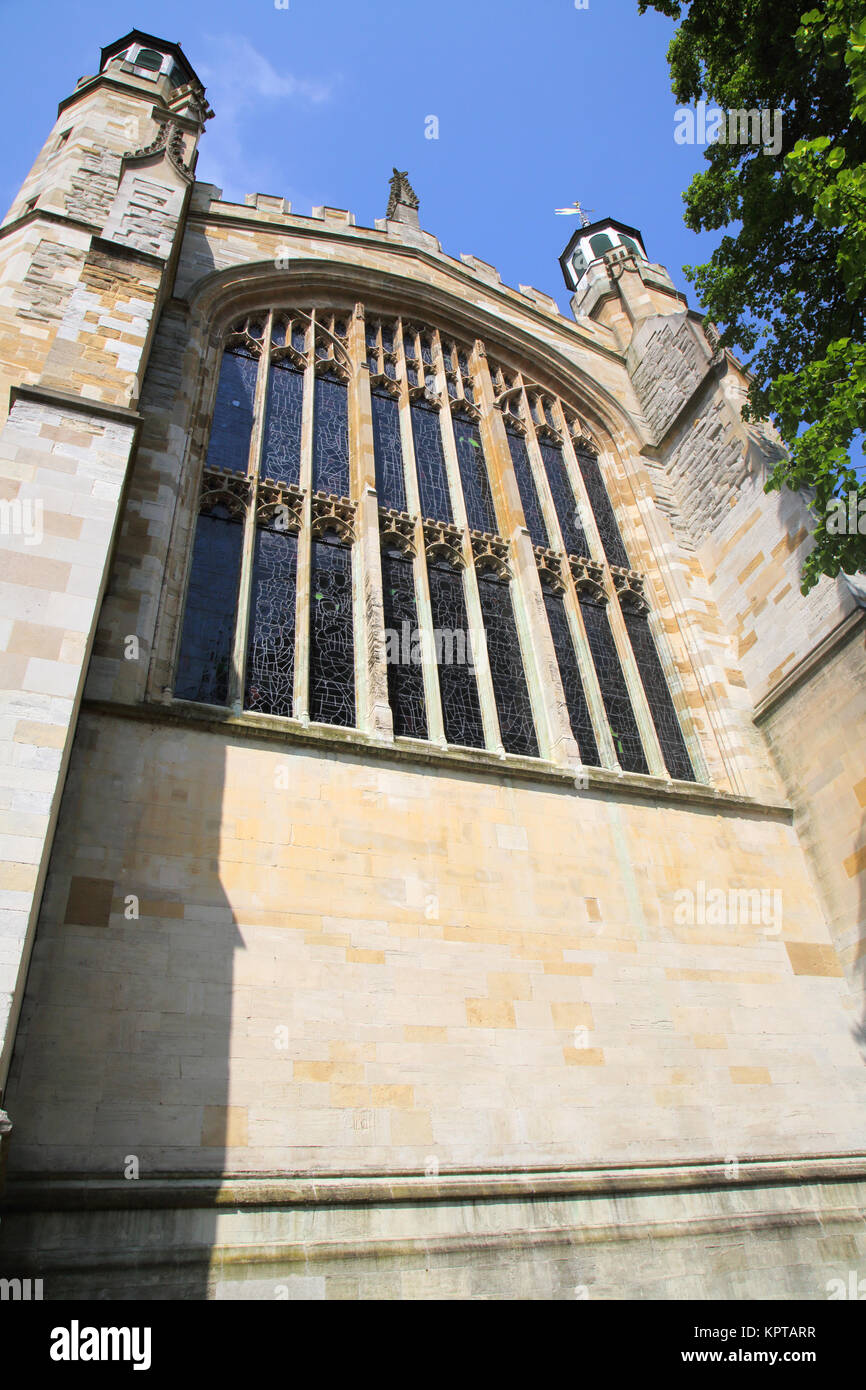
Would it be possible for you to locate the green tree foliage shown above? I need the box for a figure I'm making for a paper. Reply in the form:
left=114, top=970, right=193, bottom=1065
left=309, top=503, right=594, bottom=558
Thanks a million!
left=639, top=0, right=866, bottom=590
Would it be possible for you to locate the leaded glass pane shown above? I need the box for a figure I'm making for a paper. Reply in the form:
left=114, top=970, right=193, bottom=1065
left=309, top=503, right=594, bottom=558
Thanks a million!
left=205, top=348, right=257, bottom=475
left=543, top=590, right=600, bottom=765
left=453, top=411, right=497, bottom=534
left=381, top=548, right=427, bottom=738
left=411, top=402, right=453, bottom=522
left=371, top=390, right=407, bottom=512
left=427, top=562, right=484, bottom=748
left=579, top=598, right=648, bottom=774
left=262, top=361, right=303, bottom=486
left=309, top=536, right=355, bottom=727
left=175, top=508, right=243, bottom=706
left=477, top=573, right=538, bottom=757
left=622, top=609, right=695, bottom=781
left=539, top=441, right=589, bottom=557
left=244, top=526, right=298, bottom=717
left=506, top=426, right=549, bottom=548
left=312, top=373, right=350, bottom=496
left=576, top=449, right=630, bottom=569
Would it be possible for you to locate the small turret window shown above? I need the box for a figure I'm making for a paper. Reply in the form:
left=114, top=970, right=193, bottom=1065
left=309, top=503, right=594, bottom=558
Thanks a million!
left=133, top=48, right=164, bottom=71
left=618, top=234, right=644, bottom=260
left=589, top=233, right=614, bottom=258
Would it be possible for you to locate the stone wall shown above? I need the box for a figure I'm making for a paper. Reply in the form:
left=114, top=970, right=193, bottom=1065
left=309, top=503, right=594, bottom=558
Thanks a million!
left=4, top=712, right=862, bottom=1181
left=759, top=618, right=866, bottom=997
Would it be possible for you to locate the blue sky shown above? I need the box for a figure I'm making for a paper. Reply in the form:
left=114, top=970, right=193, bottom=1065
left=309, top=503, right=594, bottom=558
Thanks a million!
left=0, top=0, right=722, bottom=316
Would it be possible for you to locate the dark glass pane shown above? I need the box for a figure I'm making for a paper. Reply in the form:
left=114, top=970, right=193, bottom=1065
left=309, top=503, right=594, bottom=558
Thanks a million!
left=292, top=323, right=307, bottom=353
left=576, top=449, right=630, bottom=569
left=381, top=549, right=427, bottom=738
left=539, top=441, right=589, bottom=557
left=372, top=390, right=407, bottom=512
left=477, top=573, right=538, bottom=757
left=309, top=537, right=355, bottom=726
left=313, top=373, right=350, bottom=496
left=579, top=598, right=648, bottom=774
left=506, top=426, right=549, bottom=549
left=205, top=348, right=257, bottom=474
left=420, top=336, right=433, bottom=366
left=381, top=324, right=394, bottom=352
left=446, top=375, right=459, bottom=400
left=411, top=402, right=452, bottom=522
left=134, top=47, right=163, bottom=70
left=542, top=590, right=600, bottom=765
left=384, top=359, right=397, bottom=380
left=453, top=411, right=497, bottom=533
left=622, top=609, right=695, bottom=781
left=244, top=527, right=298, bottom=717
left=175, top=509, right=242, bottom=706
left=427, top=562, right=484, bottom=748
left=262, top=361, right=303, bottom=486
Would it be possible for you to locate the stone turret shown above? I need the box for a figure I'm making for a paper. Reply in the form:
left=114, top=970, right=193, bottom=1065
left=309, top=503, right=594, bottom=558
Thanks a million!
left=0, top=32, right=211, bottom=1105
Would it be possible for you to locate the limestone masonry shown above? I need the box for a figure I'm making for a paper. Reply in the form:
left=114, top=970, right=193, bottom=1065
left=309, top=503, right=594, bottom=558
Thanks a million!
left=0, top=31, right=864, bottom=1300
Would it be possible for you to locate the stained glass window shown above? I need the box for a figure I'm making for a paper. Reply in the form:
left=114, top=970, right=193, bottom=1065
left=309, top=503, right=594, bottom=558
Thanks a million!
left=579, top=597, right=648, bottom=774
left=506, top=426, right=549, bottom=548
left=477, top=572, right=538, bottom=757
left=623, top=609, right=694, bottom=781
left=427, top=561, right=485, bottom=748
left=453, top=410, right=497, bottom=534
left=176, top=308, right=707, bottom=787
left=381, top=547, right=427, bottom=738
left=575, top=448, right=630, bottom=569
left=371, top=390, right=407, bottom=513
left=175, top=507, right=243, bottom=705
left=313, top=373, right=350, bottom=496
left=205, top=348, right=257, bottom=475
left=542, top=589, right=600, bottom=765
left=411, top=402, right=453, bottom=522
left=262, top=361, right=303, bottom=486
left=244, top=525, right=298, bottom=718
left=309, top=535, right=355, bottom=727
left=539, top=441, right=589, bottom=557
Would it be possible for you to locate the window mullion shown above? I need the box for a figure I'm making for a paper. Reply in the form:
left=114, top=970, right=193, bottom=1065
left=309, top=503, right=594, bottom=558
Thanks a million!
left=229, top=310, right=272, bottom=711
left=516, top=392, right=613, bottom=767
left=437, top=364, right=502, bottom=754
left=350, top=302, right=392, bottom=738
left=557, top=411, right=666, bottom=778
left=398, top=336, right=444, bottom=745
left=473, top=345, right=578, bottom=768
left=294, top=312, right=316, bottom=721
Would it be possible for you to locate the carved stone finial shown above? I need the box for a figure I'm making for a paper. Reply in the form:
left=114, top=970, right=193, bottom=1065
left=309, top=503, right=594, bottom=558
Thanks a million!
left=387, top=168, right=420, bottom=223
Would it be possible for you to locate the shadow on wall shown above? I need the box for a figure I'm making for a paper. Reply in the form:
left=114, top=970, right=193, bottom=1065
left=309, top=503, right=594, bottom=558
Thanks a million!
left=0, top=713, right=239, bottom=1300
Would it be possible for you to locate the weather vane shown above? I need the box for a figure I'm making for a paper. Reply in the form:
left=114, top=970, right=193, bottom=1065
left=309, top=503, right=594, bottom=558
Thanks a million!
left=554, top=200, right=595, bottom=226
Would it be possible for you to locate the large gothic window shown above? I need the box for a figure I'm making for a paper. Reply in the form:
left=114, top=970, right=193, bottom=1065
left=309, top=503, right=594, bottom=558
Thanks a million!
left=173, top=305, right=697, bottom=782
